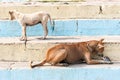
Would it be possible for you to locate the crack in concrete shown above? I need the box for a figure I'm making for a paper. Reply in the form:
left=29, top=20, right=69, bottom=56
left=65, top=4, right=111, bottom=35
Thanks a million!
left=99, top=6, right=103, bottom=14
left=52, top=20, right=55, bottom=32
left=8, top=62, right=15, bottom=70
left=76, top=20, right=78, bottom=32
left=24, top=40, right=27, bottom=51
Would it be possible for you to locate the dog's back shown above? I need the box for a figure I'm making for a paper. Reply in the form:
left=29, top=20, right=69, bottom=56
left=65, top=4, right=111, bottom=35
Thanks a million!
left=46, top=42, right=88, bottom=64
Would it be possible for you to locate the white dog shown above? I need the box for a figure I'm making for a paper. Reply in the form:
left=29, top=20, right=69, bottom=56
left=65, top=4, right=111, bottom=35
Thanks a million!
left=9, top=10, right=53, bottom=41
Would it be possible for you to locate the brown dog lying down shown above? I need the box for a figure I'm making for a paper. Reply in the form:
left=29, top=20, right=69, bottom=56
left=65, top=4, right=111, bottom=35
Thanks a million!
left=30, top=39, right=112, bottom=68
left=9, top=10, right=53, bottom=41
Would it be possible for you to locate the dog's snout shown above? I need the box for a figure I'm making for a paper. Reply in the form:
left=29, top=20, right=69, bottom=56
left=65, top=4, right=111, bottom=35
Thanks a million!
left=9, top=11, right=11, bottom=14
left=98, top=53, right=103, bottom=57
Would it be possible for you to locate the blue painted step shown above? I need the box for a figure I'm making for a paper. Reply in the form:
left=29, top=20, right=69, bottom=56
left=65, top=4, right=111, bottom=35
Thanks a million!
left=0, top=19, right=120, bottom=37
left=0, top=64, right=120, bottom=80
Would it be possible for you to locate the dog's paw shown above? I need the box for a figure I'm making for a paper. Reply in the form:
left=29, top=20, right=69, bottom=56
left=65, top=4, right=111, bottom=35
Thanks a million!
left=29, top=61, right=33, bottom=68
left=61, top=63, right=69, bottom=67
left=40, top=36, right=46, bottom=40
left=36, top=36, right=47, bottom=40
left=20, top=37, right=27, bottom=41
left=63, top=63, right=69, bottom=67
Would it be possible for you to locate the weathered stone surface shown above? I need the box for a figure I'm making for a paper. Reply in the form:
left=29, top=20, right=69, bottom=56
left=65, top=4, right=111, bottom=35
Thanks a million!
left=0, top=36, right=120, bottom=61
left=1, top=2, right=120, bottom=19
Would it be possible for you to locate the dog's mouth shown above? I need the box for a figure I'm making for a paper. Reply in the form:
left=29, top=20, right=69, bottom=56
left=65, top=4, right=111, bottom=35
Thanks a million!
left=10, top=16, right=15, bottom=20
left=9, top=13, right=15, bottom=20
left=98, top=53, right=103, bottom=57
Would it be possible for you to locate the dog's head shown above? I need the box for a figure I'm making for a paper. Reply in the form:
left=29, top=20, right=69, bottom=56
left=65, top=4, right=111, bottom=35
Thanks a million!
left=9, top=10, right=17, bottom=20
left=87, top=39, right=104, bottom=57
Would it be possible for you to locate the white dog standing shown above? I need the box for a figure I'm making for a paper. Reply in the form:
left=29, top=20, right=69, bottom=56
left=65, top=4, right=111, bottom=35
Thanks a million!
left=9, top=10, right=53, bottom=41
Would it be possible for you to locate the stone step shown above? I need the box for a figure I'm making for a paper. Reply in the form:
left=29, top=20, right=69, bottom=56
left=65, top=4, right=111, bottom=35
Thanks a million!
left=1, top=0, right=120, bottom=2
left=0, top=36, right=120, bottom=61
left=0, top=61, right=120, bottom=80
left=1, top=2, right=120, bottom=19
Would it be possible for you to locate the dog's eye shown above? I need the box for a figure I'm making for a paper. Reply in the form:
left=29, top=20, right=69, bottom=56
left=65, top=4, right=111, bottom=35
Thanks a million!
left=98, top=43, right=104, bottom=48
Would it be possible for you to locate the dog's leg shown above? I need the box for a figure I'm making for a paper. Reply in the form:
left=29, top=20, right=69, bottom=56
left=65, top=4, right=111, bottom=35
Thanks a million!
left=84, top=52, right=110, bottom=64
left=41, top=23, right=48, bottom=39
left=84, top=52, right=99, bottom=64
left=20, top=25, right=27, bottom=41
left=56, top=63, right=69, bottom=67
left=50, top=49, right=67, bottom=66
left=41, top=15, right=49, bottom=40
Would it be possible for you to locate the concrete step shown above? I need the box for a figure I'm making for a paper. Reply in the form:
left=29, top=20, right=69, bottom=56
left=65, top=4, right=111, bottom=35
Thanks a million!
left=0, top=0, right=85, bottom=2
left=1, top=0, right=120, bottom=2
left=0, top=36, right=120, bottom=61
left=1, top=2, right=120, bottom=19
left=0, top=61, right=120, bottom=80
left=0, top=19, right=119, bottom=61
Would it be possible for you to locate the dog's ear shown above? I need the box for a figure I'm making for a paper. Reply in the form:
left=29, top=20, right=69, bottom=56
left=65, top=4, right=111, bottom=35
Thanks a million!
left=98, top=39, right=104, bottom=49
left=9, top=10, right=15, bottom=20
left=100, top=38, right=104, bottom=42
left=9, top=11, right=13, bottom=14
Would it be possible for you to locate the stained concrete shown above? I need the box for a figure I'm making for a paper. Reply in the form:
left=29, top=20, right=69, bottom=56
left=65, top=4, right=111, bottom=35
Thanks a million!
left=1, top=2, right=120, bottom=19
left=1, top=19, right=120, bottom=37
left=0, top=36, right=120, bottom=61
left=0, top=61, right=120, bottom=80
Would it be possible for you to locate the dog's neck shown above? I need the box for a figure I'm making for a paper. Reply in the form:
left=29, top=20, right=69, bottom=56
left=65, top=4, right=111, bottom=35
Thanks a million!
left=87, top=43, right=93, bottom=53
left=14, top=11, right=24, bottom=20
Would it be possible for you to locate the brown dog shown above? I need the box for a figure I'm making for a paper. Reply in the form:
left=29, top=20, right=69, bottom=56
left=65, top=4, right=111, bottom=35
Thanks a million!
left=30, top=39, right=112, bottom=68
left=9, top=10, right=53, bottom=41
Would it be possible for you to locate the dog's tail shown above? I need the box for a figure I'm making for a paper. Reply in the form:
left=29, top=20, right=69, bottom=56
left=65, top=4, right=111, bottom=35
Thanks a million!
left=30, top=59, right=47, bottom=68
left=47, top=14, right=54, bottom=31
